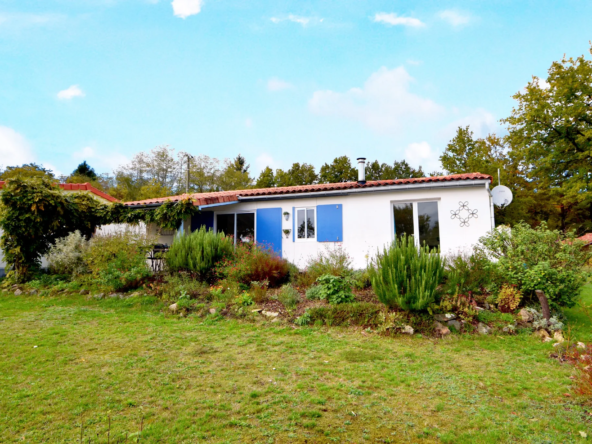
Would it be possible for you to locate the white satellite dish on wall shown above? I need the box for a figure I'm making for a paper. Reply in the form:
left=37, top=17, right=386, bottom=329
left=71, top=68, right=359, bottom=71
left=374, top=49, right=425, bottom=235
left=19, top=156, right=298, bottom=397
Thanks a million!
left=491, top=185, right=513, bottom=207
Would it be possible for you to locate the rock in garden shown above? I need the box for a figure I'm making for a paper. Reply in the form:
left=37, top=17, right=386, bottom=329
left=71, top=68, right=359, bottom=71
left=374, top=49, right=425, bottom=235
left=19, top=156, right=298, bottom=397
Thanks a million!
left=29, top=289, right=37, bottom=295
left=477, top=323, right=491, bottom=335
left=93, top=293, right=104, bottom=300
left=447, top=320, right=462, bottom=331
left=169, top=303, right=178, bottom=313
left=209, top=308, right=217, bottom=314
left=533, top=329, right=550, bottom=340
left=434, top=313, right=456, bottom=322
left=14, top=289, right=22, bottom=296
left=262, top=311, right=279, bottom=318
left=79, top=290, right=89, bottom=295
left=402, top=325, right=414, bottom=335
left=251, top=308, right=263, bottom=313
left=434, top=321, right=450, bottom=337
left=518, top=308, right=533, bottom=323
left=553, top=331, right=564, bottom=343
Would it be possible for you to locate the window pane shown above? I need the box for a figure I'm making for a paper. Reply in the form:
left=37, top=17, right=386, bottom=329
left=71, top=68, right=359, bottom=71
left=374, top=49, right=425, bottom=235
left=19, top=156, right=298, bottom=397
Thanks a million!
left=236, top=213, right=255, bottom=244
left=393, top=202, right=414, bottom=241
left=217, top=214, right=235, bottom=239
left=418, top=201, right=440, bottom=250
left=297, top=209, right=306, bottom=239
left=306, top=209, right=315, bottom=238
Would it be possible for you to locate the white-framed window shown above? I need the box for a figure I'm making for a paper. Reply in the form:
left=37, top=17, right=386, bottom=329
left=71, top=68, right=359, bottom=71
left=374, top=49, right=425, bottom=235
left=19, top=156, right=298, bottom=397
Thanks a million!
left=215, top=212, right=255, bottom=245
left=295, top=207, right=316, bottom=240
left=392, top=200, right=440, bottom=250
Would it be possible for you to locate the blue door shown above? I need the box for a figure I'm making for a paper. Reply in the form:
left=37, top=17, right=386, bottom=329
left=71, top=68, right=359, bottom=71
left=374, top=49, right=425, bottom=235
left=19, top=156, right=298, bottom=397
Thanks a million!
left=256, top=208, right=282, bottom=257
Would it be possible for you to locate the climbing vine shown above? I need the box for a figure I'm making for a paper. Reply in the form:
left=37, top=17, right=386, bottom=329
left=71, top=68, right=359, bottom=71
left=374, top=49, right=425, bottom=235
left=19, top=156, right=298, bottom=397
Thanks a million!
left=0, top=178, right=197, bottom=281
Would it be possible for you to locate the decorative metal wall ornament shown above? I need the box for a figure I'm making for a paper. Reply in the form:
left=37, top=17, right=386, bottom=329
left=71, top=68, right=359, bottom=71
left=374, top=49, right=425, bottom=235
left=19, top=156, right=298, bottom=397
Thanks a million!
left=450, top=201, right=478, bottom=227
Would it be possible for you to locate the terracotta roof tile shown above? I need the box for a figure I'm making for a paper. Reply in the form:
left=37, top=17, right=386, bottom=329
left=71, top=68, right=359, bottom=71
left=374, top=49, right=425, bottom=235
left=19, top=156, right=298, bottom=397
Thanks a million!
left=0, top=181, right=118, bottom=203
left=124, top=172, right=492, bottom=207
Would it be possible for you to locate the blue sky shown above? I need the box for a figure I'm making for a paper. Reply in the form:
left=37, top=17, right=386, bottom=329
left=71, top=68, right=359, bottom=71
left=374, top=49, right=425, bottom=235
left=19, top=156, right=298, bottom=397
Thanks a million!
left=1, top=0, right=591, bottom=178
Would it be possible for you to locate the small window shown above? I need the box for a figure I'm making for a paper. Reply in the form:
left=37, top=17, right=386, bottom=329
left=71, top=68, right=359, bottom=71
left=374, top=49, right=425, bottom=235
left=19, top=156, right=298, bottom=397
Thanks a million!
left=296, top=207, right=316, bottom=240
left=393, top=201, right=440, bottom=250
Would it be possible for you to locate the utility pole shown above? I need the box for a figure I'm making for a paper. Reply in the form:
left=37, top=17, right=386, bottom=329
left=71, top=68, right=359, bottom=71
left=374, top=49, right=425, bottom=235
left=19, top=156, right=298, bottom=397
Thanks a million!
left=185, top=154, right=194, bottom=194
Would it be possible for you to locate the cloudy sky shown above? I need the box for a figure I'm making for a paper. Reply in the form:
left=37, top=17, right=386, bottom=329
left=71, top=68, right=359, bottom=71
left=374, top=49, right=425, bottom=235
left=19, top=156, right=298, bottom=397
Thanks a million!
left=1, top=0, right=591, bottom=177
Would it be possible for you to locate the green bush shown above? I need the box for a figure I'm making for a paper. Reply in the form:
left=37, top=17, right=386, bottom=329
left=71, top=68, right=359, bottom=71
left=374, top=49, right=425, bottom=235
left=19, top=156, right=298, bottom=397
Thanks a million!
left=307, top=303, right=384, bottom=327
left=477, top=222, right=591, bottom=309
left=83, top=229, right=155, bottom=292
left=368, top=234, right=445, bottom=312
left=216, top=242, right=290, bottom=288
left=316, top=274, right=354, bottom=304
left=46, top=231, right=90, bottom=277
left=305, top=245, right=354, bottom=281
left=443, top=251, right=491, bottom=295
left=349, top=269, right=371, bottom=290
left=305, top=285, right=324, bottom=300
left=277, top=284, right=300, bottom=309
left=166, top=227, right=234, bottom=281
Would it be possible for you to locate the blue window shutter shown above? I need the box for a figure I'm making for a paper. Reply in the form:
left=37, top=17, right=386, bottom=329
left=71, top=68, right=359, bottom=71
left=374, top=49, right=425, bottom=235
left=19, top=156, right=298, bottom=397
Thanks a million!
left=292, top=206, right=295, bottom=242
left=317, top=204, right=343, bottom=242
left=256, top=208, right=283, bottom=257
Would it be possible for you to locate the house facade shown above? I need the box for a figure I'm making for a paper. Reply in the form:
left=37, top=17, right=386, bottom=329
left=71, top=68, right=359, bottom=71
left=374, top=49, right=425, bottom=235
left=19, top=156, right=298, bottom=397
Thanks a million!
left=126, top=169, right=495, bottom=269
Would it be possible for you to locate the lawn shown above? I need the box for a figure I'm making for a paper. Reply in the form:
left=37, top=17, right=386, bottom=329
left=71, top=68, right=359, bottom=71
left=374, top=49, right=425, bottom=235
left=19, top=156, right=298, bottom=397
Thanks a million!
left=1, top=287, right=591, bottom=443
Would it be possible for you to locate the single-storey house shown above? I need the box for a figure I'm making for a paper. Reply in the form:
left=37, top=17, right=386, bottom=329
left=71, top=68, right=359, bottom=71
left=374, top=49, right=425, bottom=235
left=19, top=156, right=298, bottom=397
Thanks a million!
left=126, top=161, right=495, bottom=269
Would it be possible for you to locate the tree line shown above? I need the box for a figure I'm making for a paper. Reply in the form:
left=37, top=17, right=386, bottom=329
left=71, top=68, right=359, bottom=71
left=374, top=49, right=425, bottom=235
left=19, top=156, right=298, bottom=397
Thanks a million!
left=1, top=46, right=590, bottom=232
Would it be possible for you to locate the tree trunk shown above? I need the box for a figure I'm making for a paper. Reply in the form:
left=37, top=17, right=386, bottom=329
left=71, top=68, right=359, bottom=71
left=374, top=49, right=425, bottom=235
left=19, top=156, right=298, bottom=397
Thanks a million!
left=535, top=290, right=551, bottom=321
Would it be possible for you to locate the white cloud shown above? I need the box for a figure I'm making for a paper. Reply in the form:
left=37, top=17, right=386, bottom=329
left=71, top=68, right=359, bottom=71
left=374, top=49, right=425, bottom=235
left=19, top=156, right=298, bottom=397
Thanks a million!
left=171, top=0, right=203, bottom=19
left=373, top=13, right=425, bottom=28
left=536, top=78, right=550, bottom=89
left=72, top=145, right=129, bottom=172
left=443, top=108, right=499, bottom=139
left=255, top=153, right=281, bottom=174
left=405, top=141, right=439, bottom=172
left=309, top=66, right=444, bottom=134
left=270, top=15, right=321, bottom=27
left=267, top=77, right=293, bottom=92
left=0, top=126, right=35, bottom=166
left=72, top=146, right=96, bottom=160
left=57, top=85, right=85, bottom=100
left=438, top=10, right=471, bottom=27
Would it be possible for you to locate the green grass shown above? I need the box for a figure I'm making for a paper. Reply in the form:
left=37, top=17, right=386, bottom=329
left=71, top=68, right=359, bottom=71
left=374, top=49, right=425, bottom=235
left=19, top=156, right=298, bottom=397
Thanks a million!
left=1, top=290, right=591, bottom=443
left=565, top=283, right=592, bottom=342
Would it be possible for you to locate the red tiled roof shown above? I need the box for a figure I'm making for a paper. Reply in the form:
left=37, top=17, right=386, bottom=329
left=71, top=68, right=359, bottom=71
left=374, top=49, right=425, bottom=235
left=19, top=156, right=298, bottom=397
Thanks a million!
left=577, top=233, right=592, bottom=245
left=0, top=181, right=119, bottom=203
left=124, top=172, right=492, bottom=207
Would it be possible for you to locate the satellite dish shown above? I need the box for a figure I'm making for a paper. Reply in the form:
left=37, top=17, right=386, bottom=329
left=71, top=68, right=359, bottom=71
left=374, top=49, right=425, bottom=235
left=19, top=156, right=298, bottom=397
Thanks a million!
left=491, top=185, right=513, bottom=207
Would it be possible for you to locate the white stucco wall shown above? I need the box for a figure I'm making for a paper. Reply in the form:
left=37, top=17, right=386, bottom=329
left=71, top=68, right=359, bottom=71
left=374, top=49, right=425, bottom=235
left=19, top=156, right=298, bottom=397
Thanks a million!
left=191, top=181, right=494, bottom=269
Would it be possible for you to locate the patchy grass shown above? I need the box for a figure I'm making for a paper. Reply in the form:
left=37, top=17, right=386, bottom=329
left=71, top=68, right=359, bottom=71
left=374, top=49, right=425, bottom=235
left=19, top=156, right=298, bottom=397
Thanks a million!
left=565, top=283, right=592, bottom=342
left=1, top=291, right=591, bottom=443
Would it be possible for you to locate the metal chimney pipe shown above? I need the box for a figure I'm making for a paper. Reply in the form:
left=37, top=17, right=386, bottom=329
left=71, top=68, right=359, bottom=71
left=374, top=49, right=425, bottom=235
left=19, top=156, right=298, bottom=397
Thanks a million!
left=357, top=157, right=366, bottom=184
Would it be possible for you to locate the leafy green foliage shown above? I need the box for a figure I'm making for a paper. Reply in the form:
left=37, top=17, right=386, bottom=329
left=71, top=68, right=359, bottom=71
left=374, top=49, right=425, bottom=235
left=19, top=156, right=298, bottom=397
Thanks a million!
left=364, top=159, right=424, bottom=181
left=46, top=231, right=90, bottom=277
left=478, top=222, right=590, bottom=308
left=215, top=243, right=290, bottom=288
left=305, top=246, right=354, bottom=281
left=294, top=310, right=312, bottom=326
left=305, top=285, right=324, bottom=301
left=497, top=285, right=522, bottom=313
left=83, top=230, right=155, bottom=291
left=277, top=284, right=300, bottom=309
left=369, top=235, right=445, bottom=312
left=307, top=303, right=384, bottom=327
left=443, top=252, right=491, bottom=295
left=316, top=274, right=355, bottom=304
left=318, top=156, right=357, bottom=183
left=0, top=163, right=55, bottom=181
left=166, top=227, right=234, bottom=280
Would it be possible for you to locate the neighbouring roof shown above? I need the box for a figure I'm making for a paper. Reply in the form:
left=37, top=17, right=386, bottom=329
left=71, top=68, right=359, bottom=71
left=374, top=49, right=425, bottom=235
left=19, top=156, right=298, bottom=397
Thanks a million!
left=577, top=233, right=592, bottom=246
left=124, top=172, right=492, bottom=208
left=0, top=181, right=119, bottom=203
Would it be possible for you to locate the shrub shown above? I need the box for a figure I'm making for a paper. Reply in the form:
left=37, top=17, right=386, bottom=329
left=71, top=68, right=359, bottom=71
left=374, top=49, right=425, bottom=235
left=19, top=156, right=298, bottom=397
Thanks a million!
left=151, top=274, right=210, bottom=301
left=437, top=292, right=478, bottom=323
left=216, top=243, right=290, bottom=288
left=305, top=285, right=324, bottom=301
left=277, top=284, right=300, bottom=309
left=83, top=229, right=155, bottom=291
left=46, top=231, right=90, bottom=277
left=166, top=227, right=234, bottom=281
left=307, top=303, right=384, bottom=327
left=369, top=234, right=445, bottom=312
left=443, top=251, right=491, bottom=295
left=294, top=310, right=312, bottom=326
left=477, top=222, right=591, bottom=309
left=316, top=274, right=354, bottom=304
left=497, top=285, right=522, bottom=313
left=349, top=269, right=371, bottom=290
left=250, top=280, right=269, bottom=303
left=305, top=245, right=353, bottom=281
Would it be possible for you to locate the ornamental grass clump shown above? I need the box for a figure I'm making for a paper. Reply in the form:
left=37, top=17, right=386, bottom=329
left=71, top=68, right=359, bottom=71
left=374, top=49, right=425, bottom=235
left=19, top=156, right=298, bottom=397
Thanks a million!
left=369, top=234, right=445, bottom=312
left=166, top=227, right=234, bottom=281
left=46, top=231, right=90, bottom=277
